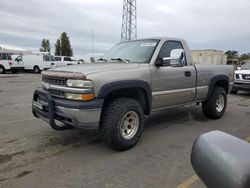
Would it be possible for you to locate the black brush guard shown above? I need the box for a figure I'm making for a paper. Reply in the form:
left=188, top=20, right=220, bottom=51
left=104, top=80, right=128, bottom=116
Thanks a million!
left=32, top=88, right=73, bottom=130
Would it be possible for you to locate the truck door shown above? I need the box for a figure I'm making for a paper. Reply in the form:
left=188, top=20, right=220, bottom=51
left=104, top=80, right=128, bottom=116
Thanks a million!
left=150, top=41, right=196, bottom=110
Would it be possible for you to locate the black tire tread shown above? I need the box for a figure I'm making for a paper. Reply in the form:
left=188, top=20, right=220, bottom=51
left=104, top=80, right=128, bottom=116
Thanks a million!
left=101, top=97, right=144, bottom=151
left=202, top=87, right=227, bottom=119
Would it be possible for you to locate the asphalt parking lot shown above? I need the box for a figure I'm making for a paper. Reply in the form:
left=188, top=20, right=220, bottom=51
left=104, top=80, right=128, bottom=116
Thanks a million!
left=0, top=73, right=250, bottom=188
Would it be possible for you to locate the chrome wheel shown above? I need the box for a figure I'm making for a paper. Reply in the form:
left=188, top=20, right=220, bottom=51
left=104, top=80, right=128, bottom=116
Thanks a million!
left=216, top=95, right=225, bottom=112
left=120, top=111, right=139, bottom=140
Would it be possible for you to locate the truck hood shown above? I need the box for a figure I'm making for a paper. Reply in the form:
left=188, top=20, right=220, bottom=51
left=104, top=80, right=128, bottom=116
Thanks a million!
left=235, top=70, right=250, bottom=74
left=50, top=63, right=140, bottom=75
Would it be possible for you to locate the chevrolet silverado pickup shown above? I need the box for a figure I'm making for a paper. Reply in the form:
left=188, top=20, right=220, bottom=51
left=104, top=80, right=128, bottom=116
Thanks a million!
left=32, top=37, right=234, bottom=150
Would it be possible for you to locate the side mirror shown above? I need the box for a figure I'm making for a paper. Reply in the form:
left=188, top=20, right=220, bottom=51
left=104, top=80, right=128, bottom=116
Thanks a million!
left=191, top=131, right=250, bottom=188
left=155, top=57, right=183, bottom=67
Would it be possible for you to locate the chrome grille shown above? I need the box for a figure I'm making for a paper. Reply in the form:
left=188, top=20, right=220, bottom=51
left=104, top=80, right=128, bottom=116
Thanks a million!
left=42, top=76, right=67, bottom=98
left=42, top=76, right=66, bottom=86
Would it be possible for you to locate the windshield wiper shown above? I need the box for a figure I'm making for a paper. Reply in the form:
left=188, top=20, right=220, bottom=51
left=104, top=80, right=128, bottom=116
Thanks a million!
left=97, top=57, right=108, bottom=62
left=111, top=58, right=130, bottom=63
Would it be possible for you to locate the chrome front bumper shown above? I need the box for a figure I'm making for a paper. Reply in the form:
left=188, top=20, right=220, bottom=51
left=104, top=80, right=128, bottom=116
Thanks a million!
left=32, top=88, right=103, bottom=131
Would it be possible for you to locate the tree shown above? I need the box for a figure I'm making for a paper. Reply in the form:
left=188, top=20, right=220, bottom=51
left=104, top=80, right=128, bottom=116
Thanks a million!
left=60, top=32, right=73, bottom=56
left=45, top=39, right=51, bottom=52
left=239, top=53, right=250, bottom=61
left=40, top=38, right=51, bottom=52
left=225, top=50, right=239, bottom=59
left=54, top=39, right=61, bottom=56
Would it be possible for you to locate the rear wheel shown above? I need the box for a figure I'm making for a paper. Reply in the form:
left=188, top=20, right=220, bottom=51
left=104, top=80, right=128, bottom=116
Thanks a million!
left=101, top=97, right=144, bottom=151
left=202, top=87, right=227, bottom=119
left=33, top=66, right=40, bottom=73
left=0, top=65, right=5, bottom=74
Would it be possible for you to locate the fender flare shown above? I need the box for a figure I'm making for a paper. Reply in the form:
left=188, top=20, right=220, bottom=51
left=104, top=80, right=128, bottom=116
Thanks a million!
left=205, top=75, right=229, bottom=101
left=98, top=80, right=152, bottom=114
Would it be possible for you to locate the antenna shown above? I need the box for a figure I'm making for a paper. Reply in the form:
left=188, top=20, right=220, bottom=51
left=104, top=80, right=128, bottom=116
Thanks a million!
left=121, top=0, right=137, bottom=42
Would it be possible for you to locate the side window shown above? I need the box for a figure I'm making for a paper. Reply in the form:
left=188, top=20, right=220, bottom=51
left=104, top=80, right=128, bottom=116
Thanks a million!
left=15, top=56, right=22, bottom=62
left=55, top=57, right=61, bottom=61
left=64, top=57, right=71, bottom=61
left=158, top=41, right=186, bottom=66
left=44, top=55, right=50, bottom=61
left=2, top=53, right=7, bottom=60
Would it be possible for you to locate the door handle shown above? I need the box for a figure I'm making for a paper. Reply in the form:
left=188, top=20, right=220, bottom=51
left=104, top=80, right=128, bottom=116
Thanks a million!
left=185, top=71, right=192, bottom=77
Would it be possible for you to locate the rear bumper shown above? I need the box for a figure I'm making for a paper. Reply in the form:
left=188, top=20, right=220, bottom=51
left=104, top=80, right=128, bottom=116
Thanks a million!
left=233, top=81, right=250, bottom=91
left=32, top=88, right=103, bottom=131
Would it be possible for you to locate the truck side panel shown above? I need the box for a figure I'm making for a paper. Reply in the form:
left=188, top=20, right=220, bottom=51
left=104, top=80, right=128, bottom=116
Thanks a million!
left=194, top=65, right=234, bottom=101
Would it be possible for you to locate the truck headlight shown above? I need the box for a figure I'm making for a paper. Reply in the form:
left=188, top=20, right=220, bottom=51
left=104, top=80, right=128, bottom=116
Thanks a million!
left=67, top=79, right=93, bottom=88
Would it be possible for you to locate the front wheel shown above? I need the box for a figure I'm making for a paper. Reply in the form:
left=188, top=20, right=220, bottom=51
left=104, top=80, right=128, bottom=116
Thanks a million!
left=202, top=87, right=227, bottom=119
left=101, top=97, right=144, bottom=151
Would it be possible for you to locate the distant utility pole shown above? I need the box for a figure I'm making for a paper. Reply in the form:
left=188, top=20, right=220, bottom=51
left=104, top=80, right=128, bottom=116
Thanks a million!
left=121, top=0, right=137, bottom=42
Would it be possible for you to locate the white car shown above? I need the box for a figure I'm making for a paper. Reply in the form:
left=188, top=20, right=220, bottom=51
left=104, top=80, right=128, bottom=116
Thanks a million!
left=22, top=53, right=53, bottom=73
left=231, top=62, right=250, bottom=94
left=82, top=53, right=104, bottom=63
left=0, top=53, right=24, bottom=74
left=53, top=56, right=76, bottom=67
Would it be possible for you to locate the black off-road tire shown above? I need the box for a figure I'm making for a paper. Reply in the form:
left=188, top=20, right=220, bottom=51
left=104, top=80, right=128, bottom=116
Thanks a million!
left=0, top=65, right=5, bottom=74
left=230, top=87, right=238, bottom=94
left=101, top=97, right=145, bottom=151
left=34, top=66, right=40, bottom=74
left=202, top=87, right=227, bottom=119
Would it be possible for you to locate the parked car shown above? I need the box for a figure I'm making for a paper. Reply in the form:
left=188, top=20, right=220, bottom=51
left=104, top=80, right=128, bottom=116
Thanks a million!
left=230, top=62, right=250, bottom=94
left=191, top=131, right=250, bottom=188
left=0, top=53, right=24, bottom=74
left=53, top=56, right=75, bottom=67
left=82, top=53, right=104, bottom=63
left=32, top=37, right=234, bottom=150
left=22, top=53, right=53, bottom=73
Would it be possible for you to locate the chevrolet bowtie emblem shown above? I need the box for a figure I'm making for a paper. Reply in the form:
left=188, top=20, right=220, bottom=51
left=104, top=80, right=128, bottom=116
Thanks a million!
left=44, top=83, right=50, bottom=90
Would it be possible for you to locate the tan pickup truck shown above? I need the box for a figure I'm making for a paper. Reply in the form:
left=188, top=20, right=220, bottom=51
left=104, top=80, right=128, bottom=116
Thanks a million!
left=32, top=37, right=234, bottom=150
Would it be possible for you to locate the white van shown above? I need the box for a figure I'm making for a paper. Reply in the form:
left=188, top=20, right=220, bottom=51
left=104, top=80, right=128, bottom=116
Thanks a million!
left=22, top=53, right=53, bottom=73
left=0, top=53, right=24, bottom=74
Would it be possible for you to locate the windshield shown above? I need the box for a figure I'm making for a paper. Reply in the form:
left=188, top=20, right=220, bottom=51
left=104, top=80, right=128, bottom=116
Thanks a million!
left=241, top=62, right=250, bottom=70
left=102, top=39, right=159, bottom=63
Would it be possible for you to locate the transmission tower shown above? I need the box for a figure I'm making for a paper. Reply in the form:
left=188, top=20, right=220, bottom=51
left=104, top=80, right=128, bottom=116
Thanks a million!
left=121, top=0, right=137, bottom=42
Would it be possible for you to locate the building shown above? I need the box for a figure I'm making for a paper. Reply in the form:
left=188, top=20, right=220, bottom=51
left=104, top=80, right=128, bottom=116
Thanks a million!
left=191, top=50, right=227, bottom=65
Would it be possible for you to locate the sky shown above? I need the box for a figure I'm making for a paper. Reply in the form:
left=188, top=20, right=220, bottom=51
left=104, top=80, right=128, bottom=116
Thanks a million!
left=0, top=0, right=250, bottom=57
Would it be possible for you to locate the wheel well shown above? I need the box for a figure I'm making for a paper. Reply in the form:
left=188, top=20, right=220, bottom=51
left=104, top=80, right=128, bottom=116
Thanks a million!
left=214, top=80, right=229, bottom=93
left=34, top=65, right=40, bottom=69
left=103, top=88, right=150, bottom=115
